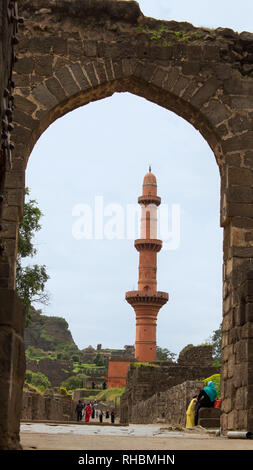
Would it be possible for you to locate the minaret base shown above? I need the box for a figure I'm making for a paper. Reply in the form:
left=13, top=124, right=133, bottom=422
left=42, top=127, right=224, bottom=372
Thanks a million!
left=126, top=290, right=168, bottom=362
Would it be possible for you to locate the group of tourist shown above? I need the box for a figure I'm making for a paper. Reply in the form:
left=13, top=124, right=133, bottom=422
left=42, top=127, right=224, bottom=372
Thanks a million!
left=186, top=380, right=218, bottom=428
left=75, top=399, right=116, bottom=424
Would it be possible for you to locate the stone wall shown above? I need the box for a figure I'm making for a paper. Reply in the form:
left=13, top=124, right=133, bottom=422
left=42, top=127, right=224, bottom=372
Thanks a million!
left=26, top=358, right=74, bottom=387
left=128, top=380, right=203, bottom=426
left=120, top=362, right=220, bottom=424
left=21, top=390, right=76, bottom=421
left=26, top=357, right=107, bottom=388
left=178, top=344, right=213, bottom=365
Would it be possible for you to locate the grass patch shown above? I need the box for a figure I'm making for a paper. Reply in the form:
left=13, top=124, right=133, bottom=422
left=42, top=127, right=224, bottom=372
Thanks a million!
left=95, top=387, right=125, bottom=406
left=132, top=362, right=160, bottom=368
left=72, top=363, right=105, bottom=373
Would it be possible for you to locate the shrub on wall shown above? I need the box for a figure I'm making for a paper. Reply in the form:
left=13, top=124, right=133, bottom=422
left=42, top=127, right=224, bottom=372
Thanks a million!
left=25, top=370, right=51, bottom=392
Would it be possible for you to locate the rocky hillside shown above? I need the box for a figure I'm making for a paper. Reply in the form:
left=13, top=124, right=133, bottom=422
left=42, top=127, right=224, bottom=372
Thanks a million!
left=24, top=308, right=78, bottom=352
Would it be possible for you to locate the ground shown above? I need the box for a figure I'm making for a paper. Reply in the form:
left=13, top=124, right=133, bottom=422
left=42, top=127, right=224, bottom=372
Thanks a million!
left=20, top=423, right=253, bottom=450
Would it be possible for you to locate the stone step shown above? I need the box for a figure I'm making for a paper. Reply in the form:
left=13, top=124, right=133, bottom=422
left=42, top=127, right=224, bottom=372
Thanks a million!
left=198, top=417, right=220, bottom=428
left=198, top=407, right=221, bottom=428
left=199, top=407, right=221, bottom=418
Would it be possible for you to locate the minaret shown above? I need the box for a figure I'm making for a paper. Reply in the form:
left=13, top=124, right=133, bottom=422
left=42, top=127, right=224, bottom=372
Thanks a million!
left=126, top=168, right=168, bottom=362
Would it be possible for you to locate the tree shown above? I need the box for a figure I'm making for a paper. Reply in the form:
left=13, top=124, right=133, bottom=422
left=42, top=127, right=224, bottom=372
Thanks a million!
left=210, top=323, right=222, bottom=363
left=94, top=353, right=106, bottom=367
left=16, top=188, right=50, bottom=326
left=156, top=346, right=176, bottom=362
left=205, top=323, right=222, bottom=365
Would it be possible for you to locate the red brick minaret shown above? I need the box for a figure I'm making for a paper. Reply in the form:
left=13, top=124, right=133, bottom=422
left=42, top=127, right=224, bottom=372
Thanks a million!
left=126, top=168, right=168, bottom=362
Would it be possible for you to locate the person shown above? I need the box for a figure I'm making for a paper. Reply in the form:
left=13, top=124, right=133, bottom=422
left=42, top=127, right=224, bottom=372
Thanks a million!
left=99, top=409, right=104, bottom=423
left=91, top=404, right=95, bottom=419
left=106, top=409, right=109, bottom=419
left=110, top=409, right=115, bottom=424
left=194, top=381, right=217, bottom=425
left=185, top=395, right=197, bottom=428
left=75, top=400, right=83, bottom=422
left=84, top=403, right=92, bottom=423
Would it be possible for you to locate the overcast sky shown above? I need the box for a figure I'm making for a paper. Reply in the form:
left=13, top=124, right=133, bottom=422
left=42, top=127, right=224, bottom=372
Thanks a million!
left=24, top=1, right=253, bottom=357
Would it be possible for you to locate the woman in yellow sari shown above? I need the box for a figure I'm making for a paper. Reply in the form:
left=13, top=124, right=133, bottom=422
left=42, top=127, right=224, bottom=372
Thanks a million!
left=186, top=395, right=197, bottom=428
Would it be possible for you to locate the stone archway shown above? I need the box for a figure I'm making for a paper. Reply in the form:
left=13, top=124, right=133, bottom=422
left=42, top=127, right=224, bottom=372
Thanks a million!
left=1, top=0, right=253, bottom=446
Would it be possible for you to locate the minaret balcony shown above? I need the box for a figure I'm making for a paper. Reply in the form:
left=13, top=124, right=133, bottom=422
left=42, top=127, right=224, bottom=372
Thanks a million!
left=134, top=239, right=162, bottom=252
left=125, top=290, right=169, bottom=307
left=138, top=195, right=161, bottom=206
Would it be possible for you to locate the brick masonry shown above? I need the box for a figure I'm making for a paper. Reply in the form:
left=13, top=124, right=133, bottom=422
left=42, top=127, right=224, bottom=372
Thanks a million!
left=0, top=0, right=253, bottom=444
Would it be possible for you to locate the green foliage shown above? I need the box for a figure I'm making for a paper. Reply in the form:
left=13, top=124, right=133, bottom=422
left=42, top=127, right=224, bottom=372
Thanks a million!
left=95, top=387, right=125, bottom=406
left=206, top=323, right=222, bottom=364
left=156, top=346, right=176, bottom=361
left=203, top=374, right=221, bottom=399
left=61, top=374, right=86, bottom=390
left=94, top=353, right=107, bottom=367
left=54, top=343, right=81, bottom=361
left=72, top=362, right=105, bottom=373
left=18, top=188, right=42, bottom=258
left=137, top=25, right=199, bottom=47
left=133, top=362, right=160, bottom=368
left=25, top=370, right=51, bottom=392
left=23, top=382, right=44, bottom=395
left=25, top=346, right=56, bottom=362
left=59, top=387, right=71, bottom=396
left=16, top=188, right=50, bottom=326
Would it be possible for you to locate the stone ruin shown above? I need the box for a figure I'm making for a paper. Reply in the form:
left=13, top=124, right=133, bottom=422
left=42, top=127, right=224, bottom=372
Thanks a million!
left=120, top=344, right=220, bottom=424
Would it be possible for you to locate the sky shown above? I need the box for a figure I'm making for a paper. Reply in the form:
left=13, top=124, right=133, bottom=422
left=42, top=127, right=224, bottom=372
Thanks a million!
left=24, top=0, right=253, bottom=357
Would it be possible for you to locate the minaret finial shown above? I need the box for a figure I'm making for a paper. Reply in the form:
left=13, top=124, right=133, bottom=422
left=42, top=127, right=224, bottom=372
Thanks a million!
left=149, top=165, right=151, bottom=172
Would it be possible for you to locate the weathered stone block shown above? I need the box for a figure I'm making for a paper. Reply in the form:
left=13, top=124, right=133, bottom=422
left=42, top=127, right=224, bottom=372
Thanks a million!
left=199, top=407, right=222, bottom=418
left=32, top=83, right=58, bottom=109
left=13, top=109, right=36, bottom=131
left=228, top=115, right=253, bottom=134
left=29, top=36, right=51, bottom=54
left=93, top=61, right=107, bottom=84
left=228, top=186, right=253, bottom=204
left=52, top=37, right=68, bottom=56
left=227, top=167, right=253, bottom=186
left=133, top=61, right=156, bottom=83
left=202, top=99, right=230, bottom=125
left=84, top=40, right=97, bottom=57
left=112, top=60, right=123, bottom=80
left=182, top=61, right=201, bottom=76
left=198, top=417, right=220, bottom=428
left=14, top=56, right=34, bottom=75
left=191, top=78, right=221, bottom=107
left=244, top=151, right=253, bottom=169
left=70, top=63, right=91, bottom=91
left=55, top=66, right=80, bottom=96
left=45, top=76, right=67, bottom=101
left=223, top=77, right=253, bottom=96
left=4, top=170, right=25, bottom=190
left=34, top=55, right=53, bottom=76
left=14, top=94, right=37, bottom=114
left=0, top=289, right=25, bottom=336
left=83, top=62, right=99, bottom=86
